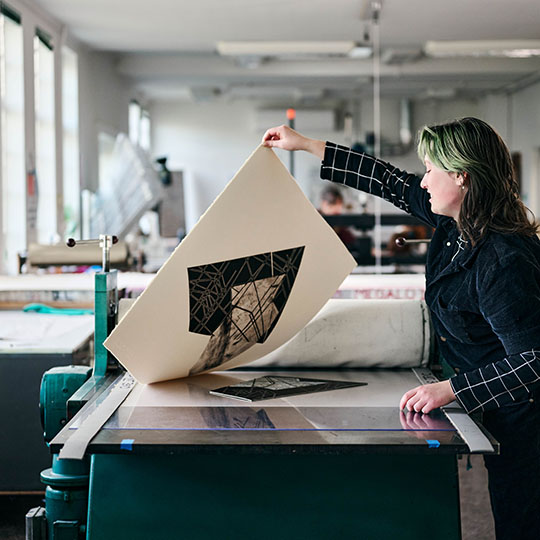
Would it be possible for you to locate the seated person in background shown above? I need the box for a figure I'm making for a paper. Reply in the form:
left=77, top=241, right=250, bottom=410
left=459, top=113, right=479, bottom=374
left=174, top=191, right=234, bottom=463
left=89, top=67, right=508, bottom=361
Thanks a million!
left=318, top=186, right=355, bottom=247
left=320, top=185, right=345, bottom=215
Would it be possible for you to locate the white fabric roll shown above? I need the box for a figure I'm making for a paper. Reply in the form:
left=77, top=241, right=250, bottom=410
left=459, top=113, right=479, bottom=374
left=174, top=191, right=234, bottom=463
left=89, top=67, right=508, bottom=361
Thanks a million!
left=250, top=299, right=432, bottom=369
left=27, top=241, right=129, bottom=266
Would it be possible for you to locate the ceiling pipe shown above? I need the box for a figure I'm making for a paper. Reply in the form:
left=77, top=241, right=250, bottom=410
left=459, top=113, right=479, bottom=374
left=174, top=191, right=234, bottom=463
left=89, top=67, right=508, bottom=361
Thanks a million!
left=399, top=98, right=412, bottom=146
left=371, top=0, right=382, bottom=272
left=376, top=97, right=413, bottom=157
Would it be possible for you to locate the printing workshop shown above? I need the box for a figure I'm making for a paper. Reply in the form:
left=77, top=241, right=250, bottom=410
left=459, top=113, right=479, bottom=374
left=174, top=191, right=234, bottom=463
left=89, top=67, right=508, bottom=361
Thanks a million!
left=1, top=1, right=540, bottom=539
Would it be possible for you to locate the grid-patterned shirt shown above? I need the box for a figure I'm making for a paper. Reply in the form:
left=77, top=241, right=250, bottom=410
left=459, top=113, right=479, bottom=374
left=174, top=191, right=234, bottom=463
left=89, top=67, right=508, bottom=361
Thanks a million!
left=321, top=142, right=540, bottom=413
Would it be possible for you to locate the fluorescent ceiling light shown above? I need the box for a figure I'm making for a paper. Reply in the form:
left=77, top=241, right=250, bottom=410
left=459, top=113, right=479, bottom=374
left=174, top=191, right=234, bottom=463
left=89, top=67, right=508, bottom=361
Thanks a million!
left=217, top=41, right=358, bottom=57
left=425, top=40, right=540, bottom=58
left=424, top=88, right=457, bottom=99
left=348, top=46, right=372, bottom=59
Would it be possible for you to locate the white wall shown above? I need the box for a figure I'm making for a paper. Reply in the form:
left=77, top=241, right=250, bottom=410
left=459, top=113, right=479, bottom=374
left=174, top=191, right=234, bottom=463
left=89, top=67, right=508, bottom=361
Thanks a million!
left=77, top=49, right=132, bottom=193
left=479, top=93, right=510, bottom=143
left=151, top=96, right=484, bottom=227
left=472, top=84, right=540, bottom=218
left=509, top=81, right=540, bottom=217
left=151, top=99, right=343, bottom=230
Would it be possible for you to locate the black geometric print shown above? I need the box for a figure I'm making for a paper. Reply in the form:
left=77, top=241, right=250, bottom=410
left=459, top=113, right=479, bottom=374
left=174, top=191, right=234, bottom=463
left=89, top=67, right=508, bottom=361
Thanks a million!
left=187, top=246, right=305, bottom=375
left=188, top=246, right=304, bottom=340
left=209, top=376, right=367, bottom=402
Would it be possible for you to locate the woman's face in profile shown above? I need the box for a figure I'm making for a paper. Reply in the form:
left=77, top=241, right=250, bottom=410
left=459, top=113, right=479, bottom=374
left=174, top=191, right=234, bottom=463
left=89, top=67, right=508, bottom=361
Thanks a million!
left=420, top=157, right=466, bottom=219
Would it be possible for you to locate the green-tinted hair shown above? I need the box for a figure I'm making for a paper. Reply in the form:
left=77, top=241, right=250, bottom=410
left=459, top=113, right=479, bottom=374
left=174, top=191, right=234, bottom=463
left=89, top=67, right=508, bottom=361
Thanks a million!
left=417, top=117, right=538, bottom=244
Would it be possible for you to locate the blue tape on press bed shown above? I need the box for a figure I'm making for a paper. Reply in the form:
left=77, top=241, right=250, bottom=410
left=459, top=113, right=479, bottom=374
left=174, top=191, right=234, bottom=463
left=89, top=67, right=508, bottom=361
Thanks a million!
left=426, top=439, right=440, bottom=448
left=120, top=438, right=134, bottom=451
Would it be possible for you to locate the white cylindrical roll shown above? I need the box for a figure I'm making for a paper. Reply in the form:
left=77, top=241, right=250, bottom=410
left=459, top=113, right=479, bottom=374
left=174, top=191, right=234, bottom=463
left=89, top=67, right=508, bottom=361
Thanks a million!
left=250, top=299, right=432, bottom=369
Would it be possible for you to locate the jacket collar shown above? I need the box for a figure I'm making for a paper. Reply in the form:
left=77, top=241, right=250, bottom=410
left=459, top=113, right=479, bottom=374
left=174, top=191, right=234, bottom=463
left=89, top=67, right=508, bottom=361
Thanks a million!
left=435, top=219, right=487, bottom=278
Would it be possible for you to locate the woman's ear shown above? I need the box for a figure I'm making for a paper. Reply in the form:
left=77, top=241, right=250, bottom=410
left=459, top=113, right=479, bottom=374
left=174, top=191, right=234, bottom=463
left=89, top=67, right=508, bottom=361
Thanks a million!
left=453, top=172, right=463, bottom=187
left=458, top=172, right=469, bottom=191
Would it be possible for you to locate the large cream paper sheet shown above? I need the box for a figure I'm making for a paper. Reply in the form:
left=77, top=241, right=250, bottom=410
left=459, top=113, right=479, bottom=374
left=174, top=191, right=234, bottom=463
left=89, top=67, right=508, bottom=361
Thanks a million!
left=104, top=145, right=356, bottom=383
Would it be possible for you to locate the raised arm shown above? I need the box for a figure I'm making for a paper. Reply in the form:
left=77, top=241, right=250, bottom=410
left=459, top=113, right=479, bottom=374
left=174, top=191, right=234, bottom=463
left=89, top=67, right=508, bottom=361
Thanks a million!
left=320, top=142, right=437, bottom=227
left=262, top=126, right=437, bottom=227
left=262, top=125, right=325, bottom=158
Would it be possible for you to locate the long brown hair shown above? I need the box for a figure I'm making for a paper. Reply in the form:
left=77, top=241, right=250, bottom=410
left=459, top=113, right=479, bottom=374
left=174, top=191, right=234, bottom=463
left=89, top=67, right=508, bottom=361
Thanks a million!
left=417, top=117, right=538, bottom=244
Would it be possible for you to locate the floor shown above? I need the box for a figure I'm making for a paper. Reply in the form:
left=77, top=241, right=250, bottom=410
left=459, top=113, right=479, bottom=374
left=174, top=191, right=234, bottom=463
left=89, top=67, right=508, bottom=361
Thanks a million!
left=459, top=454, right=496, bottom=539
left=0, top=493, right=44, bottom=540
left=0, top=455, right=495, bottom=539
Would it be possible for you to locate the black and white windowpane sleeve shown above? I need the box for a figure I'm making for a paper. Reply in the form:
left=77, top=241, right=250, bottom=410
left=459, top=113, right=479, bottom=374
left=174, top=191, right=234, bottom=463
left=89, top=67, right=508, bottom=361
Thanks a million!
left=320, top=142, right=437, bottom=227
left=450, top=255, right=540, bottom=413
left=450, top=350, right=540, bottom=413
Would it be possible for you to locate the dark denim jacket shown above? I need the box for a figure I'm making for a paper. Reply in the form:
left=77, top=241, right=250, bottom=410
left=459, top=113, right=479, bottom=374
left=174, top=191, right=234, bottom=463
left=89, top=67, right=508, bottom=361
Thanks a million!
left=321, top=142, right=540, bottom=413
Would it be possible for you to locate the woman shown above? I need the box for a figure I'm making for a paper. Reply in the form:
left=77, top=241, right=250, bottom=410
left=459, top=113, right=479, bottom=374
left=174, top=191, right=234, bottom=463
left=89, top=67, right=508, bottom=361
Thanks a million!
left=262, top=117, right=540, bottom=540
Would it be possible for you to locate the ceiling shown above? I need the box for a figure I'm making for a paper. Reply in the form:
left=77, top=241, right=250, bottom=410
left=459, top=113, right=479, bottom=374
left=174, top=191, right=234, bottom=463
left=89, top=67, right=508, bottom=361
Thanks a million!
left=33, top=0, right=540, bottom=104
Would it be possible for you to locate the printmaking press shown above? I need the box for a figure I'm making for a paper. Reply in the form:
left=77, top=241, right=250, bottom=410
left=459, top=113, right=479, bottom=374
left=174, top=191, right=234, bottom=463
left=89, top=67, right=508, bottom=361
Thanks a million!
left=27, top=148, right=499, bottom=540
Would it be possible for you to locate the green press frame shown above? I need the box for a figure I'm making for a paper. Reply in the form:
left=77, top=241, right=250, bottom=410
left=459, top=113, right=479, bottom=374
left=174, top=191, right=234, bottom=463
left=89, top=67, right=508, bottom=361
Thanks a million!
left=85, top=451, right=461, bottom=540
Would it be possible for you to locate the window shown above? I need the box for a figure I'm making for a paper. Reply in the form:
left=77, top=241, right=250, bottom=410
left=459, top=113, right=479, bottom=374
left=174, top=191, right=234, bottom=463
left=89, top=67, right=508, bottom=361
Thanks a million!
left=92, top=131, right=117, bottom=236
left=129, top=100, right=151, bottom=151
left=129, top=100, right=141, bottom=145
left=98, top=130, right=116, bottom=191
left=62, top=46, right=79, bottom=238
left=0, top=5, right=25, bottom=274
left=140, top=109, right=151, bottom=151
left=34, top=28, right=56, bottom=244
